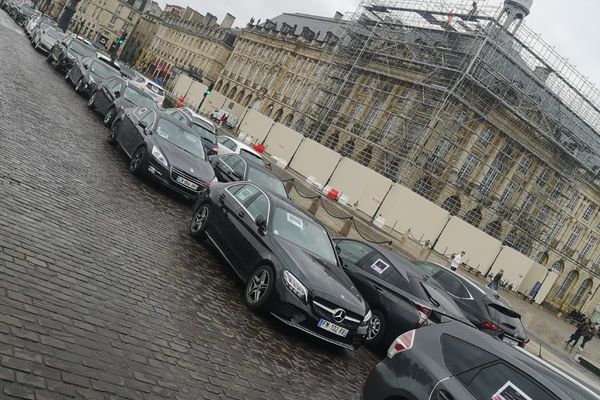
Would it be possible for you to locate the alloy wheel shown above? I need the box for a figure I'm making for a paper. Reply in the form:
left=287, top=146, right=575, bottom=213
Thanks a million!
left=366, top=315, right=381, bottom=341
left=75, top=79, right=83, bottom=92
left=104, top=108, right=114, bottom=125
left=130, top=149, right=143, bottom=171
left=88, top=92, right=96, bottom=107
left=190, top=206, right=209, bottom=233
left=107, top=122, right=118, bottom=145
left=64, top=69, right=70, bottom=80
left=246, top=270, right=271, bottom=304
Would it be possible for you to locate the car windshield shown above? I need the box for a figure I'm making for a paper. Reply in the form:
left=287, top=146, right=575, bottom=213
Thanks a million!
left=271, top=207, right=337, bottom=264
left=146, top=82, right=164, bottom=95
left=47, top=30, right=63, bottom=40
left=21, top=5, right=34, bottom=14
left=90, top=61, right=118, bottom=79
left=155, top=119, right=205, bottom=159
left=69, top=41, right=95, bottom=58
left=190, top=123, right=217, bottom=144
left=246, top=168, right=287, bottom=198
left=487, top=303, right=526, bottom=334
left=122, top=87, right=155, bottom=108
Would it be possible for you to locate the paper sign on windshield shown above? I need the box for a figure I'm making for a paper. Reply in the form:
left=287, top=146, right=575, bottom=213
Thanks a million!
left=492, top=381, right=532, bottom=400
left=287, top=213, right=303, bottom=230
left=370, top=259, right=389, bottom=274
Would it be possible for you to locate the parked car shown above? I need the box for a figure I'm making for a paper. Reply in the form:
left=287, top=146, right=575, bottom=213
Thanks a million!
left=24, top=13, right=42, bottom=37
left=411, top=261, right=529, bottom=347
left=32, top=26, right=64, bottom=53
left=88, top=76, right=156, bottom=127
left=361, top=320, right=598, bottom=400
left=333, top=238, right=469, bottom=350
left=66, top=55, right=120, bottom=96
left=164, top=107, right=218, bottom=156
left=216, top=135, right=264, bottom=165
left=107, top=107, right=215, bottom=199
left=96, top=52, right=120, bottom=70
left=29, top=17, right=57, bottom=42
left=211, top=153, right=288, bottom=198
left=11, top=2, right=35, bottom=25
left=47, top=36, right=96, bottom=73
left=129, top=74, right=164, bottom=106
left=188, top=181, right=371, bottom=349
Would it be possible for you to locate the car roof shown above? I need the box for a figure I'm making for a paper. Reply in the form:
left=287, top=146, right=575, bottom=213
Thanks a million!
left=222, top=136, right=263, bottom=158
left=179, top=108, right=216, bottom=132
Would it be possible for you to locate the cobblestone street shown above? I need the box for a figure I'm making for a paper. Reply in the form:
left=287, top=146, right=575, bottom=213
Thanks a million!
left=0, top=11, right=378, bottom=400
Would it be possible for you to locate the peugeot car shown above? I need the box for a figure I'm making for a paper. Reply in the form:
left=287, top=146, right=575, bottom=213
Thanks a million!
left=66, top=56, right=120, bottom=96
left=88, top=76, right=155, bottom=126
left=189, top=183, right=371, bottom=349
left=108, top=107, right=215, bottom=199
left=47, top=36, right=96, bottom=73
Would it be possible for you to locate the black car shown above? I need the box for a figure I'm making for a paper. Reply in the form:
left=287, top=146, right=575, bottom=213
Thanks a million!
left=66, top=56, right=120, bottom=96
left=12, top=2, right=35, bottom=25
left=211, top=153, right=288, bottom=198
left=362, top=320, right=598, bottom=400
left=47, top=36, right=96, bottom=73
left=88, top=76, right=155, bottom=126
left=108, top=106, right=215, bottom=199
left=412, top=261, right=529, bottom=347
left=164, top=108, right=218, bottom=156
left=189, top=183, right=371, bottom=349
left=334, top=238, right=469, bottom=350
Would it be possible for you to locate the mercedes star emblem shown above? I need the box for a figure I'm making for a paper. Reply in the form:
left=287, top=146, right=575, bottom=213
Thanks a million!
left=333, top=308, right=346, bottom=323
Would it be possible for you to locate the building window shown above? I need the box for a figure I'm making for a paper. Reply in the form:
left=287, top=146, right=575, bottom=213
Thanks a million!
left=499, top=181, right=518, bottom=207
left=550, top=180, right=564, bottom=200
left=426, top=136, right=451, bottom=173
left=563, top=225, right=583, bottom=251
left=441, top=196, right=461, bottom=215
left=464, top=208, right=482, bottom=228
left=567, top=193, right=580, bottom=210
left=518, top=193, right=535, bottom=217
left=400, top=124, right=422, bottom=155
left=456, top=154, right=478, bottom=186
left=477, top=128, right=493, bottom=146
left=519, top=156, right=532, bottom=173
left=580, top=236, right=597, bottom=260
left=582, top=203, right=596, bottom=221
left=550, top=217, right=566, bottom=241
left=571, top=279, right=593, bottom=307
left=484, top=220, right=503, bottom=239
left=556, top=270, right=578, bottom=300
left=536, top=167, right=549, bottom=187
left=533, top=205, right=550, bottom=231
left=593, top=255, right=600, bottom=273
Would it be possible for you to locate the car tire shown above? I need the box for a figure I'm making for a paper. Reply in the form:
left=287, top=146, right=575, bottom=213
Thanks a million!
left=129, top=146, right=147, bottom=176
left=107, top=121, right=119, bottom=146
left=189, top=203, right=210, bottom=240
left=74, top=78, right=83, bottom=93
left=64, top=69, right=71, bottom=81
left=103, top=107, right=115, bottom=127
left=244, top=265, right=275, bottom=313
left=46, top=53, right=52, bottom=63
left=365, top=310, right=386, bottom=348
left=88, top=91, right=97, bottom=110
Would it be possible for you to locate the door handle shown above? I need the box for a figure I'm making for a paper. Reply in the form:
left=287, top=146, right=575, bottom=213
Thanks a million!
left=238, top=210, right=246, bottom=218
left=438, top=390, right=453, bottom=400
left=373, top=283, right=384, bottom=292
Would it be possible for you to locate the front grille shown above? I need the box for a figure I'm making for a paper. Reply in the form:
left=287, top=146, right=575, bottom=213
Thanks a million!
left=312, top=298, right=361, bottom=329
left=170, top=167, right=205, bottom=191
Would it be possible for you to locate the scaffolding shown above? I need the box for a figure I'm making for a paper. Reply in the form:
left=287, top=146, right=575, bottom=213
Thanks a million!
left=299, top=0, right=600, bottom=270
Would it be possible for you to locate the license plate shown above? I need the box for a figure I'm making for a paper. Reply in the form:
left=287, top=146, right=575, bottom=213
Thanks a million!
left=502, top=336, right=518, bottom=346
left=318, top=319, right=348, bottom=337
left=175, top=176, right=198, bottom=190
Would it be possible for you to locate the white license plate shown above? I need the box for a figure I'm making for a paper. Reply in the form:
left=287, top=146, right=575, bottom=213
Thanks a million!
left=318, top=319, right=348, bottom=337
left=502, top=336, right=518, bottom=346
left=176, top=176, right=198, bottom=190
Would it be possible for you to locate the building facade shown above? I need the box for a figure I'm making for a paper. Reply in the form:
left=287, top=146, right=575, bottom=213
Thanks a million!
left=38, top=0, right=68, bottom=19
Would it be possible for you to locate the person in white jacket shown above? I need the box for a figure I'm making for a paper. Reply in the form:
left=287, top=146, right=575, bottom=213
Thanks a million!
left=450, top=251, right=465, bottom=271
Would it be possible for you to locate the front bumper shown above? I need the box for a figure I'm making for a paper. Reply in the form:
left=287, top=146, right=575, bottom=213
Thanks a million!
left=57, top=56, right=74, bottom=72
left=78, top=80, right=96, bottom=96
left=38, top=40, right=53, bottom=53
left=146, top=159, right=207, bottom=200
left=270, top=278, right=367, bottom=350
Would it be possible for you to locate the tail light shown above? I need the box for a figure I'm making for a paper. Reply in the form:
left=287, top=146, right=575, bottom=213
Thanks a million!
left=482, top=321, right=499, bottom=331
left=415, top=304, right=430, bottom=328
left=387, top=330, right=415, bottom=358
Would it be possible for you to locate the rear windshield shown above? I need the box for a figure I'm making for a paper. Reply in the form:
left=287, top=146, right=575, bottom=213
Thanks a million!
left=90, top=61, right=119, bottom=79
left=146, top=83, right=164, bottom=96
left=190, top=123, right=217, bottom=144
left=246, top=168, right=287, bottom=198
left=21, top=5, right=35, bottom=14
left=47, top=29, right=63, bottom=40
left=488, top=303, right=526, bottom=334
left=121, top=87, right=155, bottom=108
left=240, top=149, right=263, bottom=164
left=69, top=41, right=96, bottom=58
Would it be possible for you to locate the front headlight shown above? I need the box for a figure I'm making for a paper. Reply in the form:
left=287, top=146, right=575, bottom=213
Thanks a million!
left=362, top=310, right=372, bottom=324
left=211, top=176, right=217, bottom=184
left=151, top=145, right=168, bottom=168
left=283, top=270, right=308, bottom=303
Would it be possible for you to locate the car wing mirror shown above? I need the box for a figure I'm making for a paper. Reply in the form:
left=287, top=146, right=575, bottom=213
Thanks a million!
left=83, top=64, right=89, bottom=69
left=255, top=214, right=267, bottom=233
left=232, top=171, right=243, bottom=180
left=114, top=91, right=120, bottom=98
left=138, top=119, right=148, bottom=129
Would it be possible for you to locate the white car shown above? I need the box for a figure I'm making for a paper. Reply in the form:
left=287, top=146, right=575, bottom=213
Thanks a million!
left=129, top=75, right=164, bottom=106
left=33, top=26, right=64, bottom=53
left=216, top=135, right=264, bottom=165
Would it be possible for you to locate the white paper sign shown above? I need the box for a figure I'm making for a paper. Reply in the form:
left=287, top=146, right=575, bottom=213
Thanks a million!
left=492, top=381, right=533, bottom=400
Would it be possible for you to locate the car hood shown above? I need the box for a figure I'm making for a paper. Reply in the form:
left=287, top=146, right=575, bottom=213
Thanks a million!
left=153, top=136, right=214, bottom=182
left=272, top=237, right=367, bottom=316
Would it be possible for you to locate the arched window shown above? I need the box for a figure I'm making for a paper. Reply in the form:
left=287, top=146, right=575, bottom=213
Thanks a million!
left=571, top=278, right=593, bottom=307
left=550, top=260, right=564, bottom=273
left=264, top=104, right=274, bottom=117
left=214, top=80, right=222, bottom=92
left=357, top=145, right=373, bottom=166
left=534, top=251, right=549, bottom=265
left=340, top=138, right=355, bottom=157
left=324, top=131, right=339, bottom=150
left=464, top=208, right=482, bottom=228
left=556, top=270, right=579, bottom=300
left=273, top=109, right=284, bottom=123
left=484, top=220, right=503, bottom=239
left=235, top=90, right=245, bottom=103
left=283, top=113, right=294, bottom=127
left=413, top=177, right=433, bottom=199
left=222, top=83, right=230, bottom=94
left=228, top=87, right=237, bottom=100
left=441, top=196, right=461, bottom=216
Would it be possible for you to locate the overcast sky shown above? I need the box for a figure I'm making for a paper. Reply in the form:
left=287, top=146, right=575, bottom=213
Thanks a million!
left=156, top=0, right=600, bottom=89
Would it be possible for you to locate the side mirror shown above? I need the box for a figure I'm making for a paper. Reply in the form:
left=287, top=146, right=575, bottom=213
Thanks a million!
left=83, top=64, right=89, bottom=70
left=255, top=214, right=267, bottom=232
left=114, top=91, right=120, bottom=98
left=138, top=119, right=148, bottom=129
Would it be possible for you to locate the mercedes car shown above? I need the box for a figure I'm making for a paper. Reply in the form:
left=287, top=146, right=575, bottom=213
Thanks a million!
left=66, top=56, right=120, bottom=96
left=188, top=183, right=371, bottom=349
left=47, top=36, right=96, bottom=73
left=107, top=106, right=215, bottom=199
left=88, top=76, right=155, bottom=126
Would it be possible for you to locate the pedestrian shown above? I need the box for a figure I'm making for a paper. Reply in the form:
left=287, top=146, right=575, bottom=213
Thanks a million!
left=566, top=319, right=590, bottom=347
left=450, top=251, right=465, bottom=272
left=219, top=113, right=227, bottom=127
left=488, top=269, right=504, bottom=291
left=579, top=323, right=597, bottom=350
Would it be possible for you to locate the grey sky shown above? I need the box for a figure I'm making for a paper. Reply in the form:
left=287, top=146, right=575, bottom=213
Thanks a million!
left=157, top=0, right=600, bottom=89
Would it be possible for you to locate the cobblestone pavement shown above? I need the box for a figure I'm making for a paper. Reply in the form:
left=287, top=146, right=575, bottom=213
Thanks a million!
left=0, top=12, right=379, bottom=400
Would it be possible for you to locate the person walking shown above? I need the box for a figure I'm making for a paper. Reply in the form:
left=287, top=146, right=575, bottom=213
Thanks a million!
left=488, top=269, right=504, bottom=291
left=579, top=323, right=597, bottom=350
left=450, top=251, right=465, bottom=272
left=566, top=319, right=590, bottom=347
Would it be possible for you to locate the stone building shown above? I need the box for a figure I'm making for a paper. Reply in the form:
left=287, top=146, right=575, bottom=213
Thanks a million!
left=37, top=0, right=68, bottom=19
left=213, top=12, right=344, bottom=126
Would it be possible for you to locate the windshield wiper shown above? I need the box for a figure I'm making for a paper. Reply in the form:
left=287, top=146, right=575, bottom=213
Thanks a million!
left=420, top=282, right=441, bottom=308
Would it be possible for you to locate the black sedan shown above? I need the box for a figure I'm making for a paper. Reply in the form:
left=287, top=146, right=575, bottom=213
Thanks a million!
left=362, top=320, right=598, bottom=400
left=108, top=107, right=215, bottom=199
left=189, top=183, right=371, bottom=349
left=164, top=108, right=218, bottom=156
left=47, top=36, right=96, bottom=73
left=334, top=238, right=468, bottom=350
left=66, top=56, right=120, bottom=96
left=88, top=76, right=155, bottom=126
left=211, top=153, right=288, bottom=198
left=411, top=261, right=529, bottom=347
left=12, top=3, right=35, bottom=25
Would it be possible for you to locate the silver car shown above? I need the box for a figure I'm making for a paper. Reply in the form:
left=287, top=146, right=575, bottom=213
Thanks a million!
left=33, top=26, right=64, bottom=53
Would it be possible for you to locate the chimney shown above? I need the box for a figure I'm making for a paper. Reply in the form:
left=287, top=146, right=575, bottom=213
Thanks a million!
left=333, top=11, right=343, bottom=21
left=221, top=13, right=235, bottom=29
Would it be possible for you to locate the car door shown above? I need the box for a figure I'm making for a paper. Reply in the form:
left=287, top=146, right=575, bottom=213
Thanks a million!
left=98, top=79, right=122, bottom=113
left=117, top=106, right=151, bottom=156
left=214, top=155, right=238, bottom=182
left=334, top=239, right=381, bottom=303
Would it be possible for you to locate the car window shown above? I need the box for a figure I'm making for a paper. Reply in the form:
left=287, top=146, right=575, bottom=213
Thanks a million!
left=82, top=57, right=93, bottom=68
left=231, top=184, right=260, bottom=205
left=434, top=271, right=467, bottom=298
left=90, top=61, right=118, bottom=79
left=335, top=239, right=376, bottom=264
left=218, top=137, right=237, bottom=151
left=140, top=110, right=155, bottom=127
left=246, top=168, right=287, bottom=198
left=442, top=334, right=497, bottom=375
left=172, top=111, right=185, bottom=121
left=110, top=82, right=124, bottom=95
left=488, top=304, right=526, bottom=335
left=122, top=87, right=154, bottom=108
left=190, top=123, right=217, bottom=144
left=245, top=193, right=269, bottom=220
left=240, top=149, right=263, bottom=163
